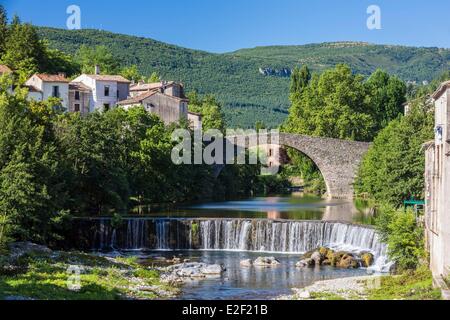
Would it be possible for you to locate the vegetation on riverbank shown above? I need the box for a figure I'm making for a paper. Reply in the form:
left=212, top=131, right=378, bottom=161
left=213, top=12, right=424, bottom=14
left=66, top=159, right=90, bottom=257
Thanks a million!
left=286, top=267, right=440, bottom=301
left=0, top=246, right=178, bottom=300
left=367, top=267, right=441, bottom=300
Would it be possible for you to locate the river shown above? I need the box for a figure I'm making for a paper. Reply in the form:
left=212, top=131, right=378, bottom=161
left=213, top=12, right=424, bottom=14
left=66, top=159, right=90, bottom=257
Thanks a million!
left=75, top=194, right=384, bottom=300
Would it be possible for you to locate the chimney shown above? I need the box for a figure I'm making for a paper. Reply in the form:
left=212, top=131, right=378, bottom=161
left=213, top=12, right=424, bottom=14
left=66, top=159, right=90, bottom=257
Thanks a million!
left=58, top=72, right=66, bottom=78
left=94, top=65, right=100, bottom=75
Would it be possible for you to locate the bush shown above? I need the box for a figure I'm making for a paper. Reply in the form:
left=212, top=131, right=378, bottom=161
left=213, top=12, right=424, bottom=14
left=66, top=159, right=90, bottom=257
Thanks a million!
left=376, top=204, right=425, bottom=271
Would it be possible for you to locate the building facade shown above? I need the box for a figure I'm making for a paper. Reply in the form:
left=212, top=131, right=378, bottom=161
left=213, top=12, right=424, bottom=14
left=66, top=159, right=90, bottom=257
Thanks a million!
left=424, top=80, right=450, bottom=280
left=72, top=71, right=130, bottom=112
left=118, top=90, right=189, bottom=125
left=25, top=73, right=70, bottom=110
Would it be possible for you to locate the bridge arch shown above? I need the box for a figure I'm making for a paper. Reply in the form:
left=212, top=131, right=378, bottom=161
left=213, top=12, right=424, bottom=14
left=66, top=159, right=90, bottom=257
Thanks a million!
left=279, top=133, right=370, bottom=199
left=215, top=133, right=370, bottom=199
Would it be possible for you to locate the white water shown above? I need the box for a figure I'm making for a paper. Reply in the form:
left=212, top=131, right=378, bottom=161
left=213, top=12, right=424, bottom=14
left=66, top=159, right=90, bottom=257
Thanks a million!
left=92, top=218, right=392, bottom=272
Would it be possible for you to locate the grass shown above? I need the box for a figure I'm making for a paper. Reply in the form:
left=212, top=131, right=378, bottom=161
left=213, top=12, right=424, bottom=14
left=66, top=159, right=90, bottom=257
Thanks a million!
left=367, top=266, right=442, bottom=300
left=0, top=251, right=178, bottom=300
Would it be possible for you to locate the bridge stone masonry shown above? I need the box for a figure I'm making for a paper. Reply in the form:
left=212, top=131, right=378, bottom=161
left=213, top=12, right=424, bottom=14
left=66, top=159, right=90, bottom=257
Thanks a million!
left=214, top=132, right=371, bottom=199
left=278, top=133, right=371, bottom=199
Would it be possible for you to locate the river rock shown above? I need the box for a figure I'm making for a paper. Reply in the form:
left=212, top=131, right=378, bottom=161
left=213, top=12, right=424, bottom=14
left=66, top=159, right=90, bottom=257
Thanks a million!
left=296, top=258, right=314, bottom=268
left=360, top=252, right=374, bottom=268
left=298, top=290, right=311, bottom=299
left=337, top=254, right=359, bottom=269
left=200, top=264, right=225, bottom=275
left=253, top=257, right=281, bottom=267
left=311, top=251, right=323, bottom=265
left=8, top=242, right=52, bottom=259
left=240, top=259, right=253, bottom=267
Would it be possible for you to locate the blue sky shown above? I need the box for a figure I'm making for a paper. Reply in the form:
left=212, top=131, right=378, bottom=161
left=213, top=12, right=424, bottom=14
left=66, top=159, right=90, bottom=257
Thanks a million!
left=2, top=0, right=450, bottom=52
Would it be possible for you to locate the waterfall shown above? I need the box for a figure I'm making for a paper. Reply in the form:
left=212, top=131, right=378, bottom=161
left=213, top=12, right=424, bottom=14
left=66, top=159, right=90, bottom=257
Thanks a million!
left=81, top=218, right=391, bottom=271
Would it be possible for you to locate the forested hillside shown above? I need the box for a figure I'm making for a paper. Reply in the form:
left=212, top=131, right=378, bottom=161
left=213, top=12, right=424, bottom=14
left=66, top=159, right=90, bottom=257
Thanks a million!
left=37, top=27, right=450, bottom=128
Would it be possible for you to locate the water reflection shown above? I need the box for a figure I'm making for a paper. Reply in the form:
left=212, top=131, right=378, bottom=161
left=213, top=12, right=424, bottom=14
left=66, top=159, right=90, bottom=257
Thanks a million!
left=136, top=250, right=370, bottom=300
left=150, top=194, right=375, bottom=225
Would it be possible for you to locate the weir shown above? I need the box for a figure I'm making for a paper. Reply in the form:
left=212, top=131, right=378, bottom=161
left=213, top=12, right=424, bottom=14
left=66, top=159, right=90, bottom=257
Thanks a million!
left=73, top=218, right=391, bottom=271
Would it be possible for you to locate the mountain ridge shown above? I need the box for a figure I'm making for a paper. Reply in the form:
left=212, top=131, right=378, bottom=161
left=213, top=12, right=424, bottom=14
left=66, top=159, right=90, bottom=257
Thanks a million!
left=36, top=26, right=450, bottom=127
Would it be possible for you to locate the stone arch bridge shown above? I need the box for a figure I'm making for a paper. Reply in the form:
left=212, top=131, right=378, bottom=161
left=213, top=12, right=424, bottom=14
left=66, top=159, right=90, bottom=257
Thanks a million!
left=217, top=133, right=371, bottom=200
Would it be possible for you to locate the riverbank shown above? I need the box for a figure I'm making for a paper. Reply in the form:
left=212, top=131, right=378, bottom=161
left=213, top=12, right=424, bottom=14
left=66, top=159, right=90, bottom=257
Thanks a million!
left=0, top=243, right=179, bottom=300
left=278, top=266, right=441, bottom=300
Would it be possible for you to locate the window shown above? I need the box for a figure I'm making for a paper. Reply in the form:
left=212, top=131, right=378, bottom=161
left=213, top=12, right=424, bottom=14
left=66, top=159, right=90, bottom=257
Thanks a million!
left=269, top=149, right=273, bottom=157
left=104, top=103, right=110, bottom=111
left=52, top=86, right=60, bottom=98
left=104, top=86, right=110, bottom=97
left=117, top=90, right=120, bottom=99
left=75, top=91, right=80, bottom=100
left=74, top=104, right=80, bottom=112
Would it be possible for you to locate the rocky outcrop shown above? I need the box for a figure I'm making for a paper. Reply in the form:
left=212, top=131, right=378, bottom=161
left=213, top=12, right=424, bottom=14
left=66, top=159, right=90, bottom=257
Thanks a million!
left=296, top=248, right=375, bottom=269
left=161, top=262, right=225, bottom=283
left=240, top=259, right=253, bottom=267
left=253, top=257, right=281, bottom=267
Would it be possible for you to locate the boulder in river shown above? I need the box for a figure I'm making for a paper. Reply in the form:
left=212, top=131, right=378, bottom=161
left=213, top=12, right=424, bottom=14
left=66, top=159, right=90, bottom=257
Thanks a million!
left=253, top=257, right=281, bottom=267
left=337, top=253, right=359, bottom=269
left=296, top=258, right=314, bottom=268
left=360, top=252, right=374, bottom=268
left=311, top=251, right=323, bottom=265
left=240, top=259, right=253, bottom=267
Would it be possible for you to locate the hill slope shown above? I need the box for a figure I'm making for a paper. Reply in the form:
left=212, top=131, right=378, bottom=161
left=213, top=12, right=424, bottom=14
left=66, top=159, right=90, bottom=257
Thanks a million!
left=37, top=27, right=450, bottom=128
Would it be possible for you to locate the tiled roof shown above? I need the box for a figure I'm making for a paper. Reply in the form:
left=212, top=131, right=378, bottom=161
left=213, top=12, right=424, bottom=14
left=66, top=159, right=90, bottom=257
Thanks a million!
left=69, top=82, right=91, bottom=92
left=35, top=73, right=69, bottom=82
left=432, top=80, right=450, bottom=100
left=130, top=81, right=175, bottom=91
left=85, top=74, right=131, bottom=83
left=117, top=90, right=158, bottom=105
left=0, top=65, right=12, bottom=74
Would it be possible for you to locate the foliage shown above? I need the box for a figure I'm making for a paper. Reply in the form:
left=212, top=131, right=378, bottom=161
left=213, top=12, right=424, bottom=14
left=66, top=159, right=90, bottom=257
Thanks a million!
left=75, top=45, right=119, bottom=75
left=367, top=266, right=441, bottom=300
left=355, top=98, right=434, bottom=205
left=0, top=251, right=176, bottom=300
left=0, top=7, right=78, bottom=83
left=36, top=27, right=450, bottom=128
left=119, top=64, right=143, bottom=83
left=187, top=91, right=225, bottom=131
left=375, top=204, right=425, bottom=271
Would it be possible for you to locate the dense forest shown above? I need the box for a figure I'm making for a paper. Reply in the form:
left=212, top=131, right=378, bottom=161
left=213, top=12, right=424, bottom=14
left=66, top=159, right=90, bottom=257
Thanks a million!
left=37, top=27, right=450, bottom=128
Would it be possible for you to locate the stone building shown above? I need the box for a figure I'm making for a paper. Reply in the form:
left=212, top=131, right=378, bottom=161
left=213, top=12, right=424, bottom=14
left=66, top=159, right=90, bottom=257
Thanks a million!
left=118, top=90, right=189, bottom=125
left=25, top=73, right=70, bottom=110
left=130, top=81, right=184, bottom=98
left=72, top=67, right=131, bottom=112
left=424, top=80, right=450, bottom=281
left=68, top=82, right=91, bottom=114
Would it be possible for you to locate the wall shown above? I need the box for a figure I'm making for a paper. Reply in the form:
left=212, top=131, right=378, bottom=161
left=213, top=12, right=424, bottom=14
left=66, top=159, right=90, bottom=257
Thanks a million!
left=425, top=88, right=450, bottom=278
left=142, top=93, right=188, bottom=125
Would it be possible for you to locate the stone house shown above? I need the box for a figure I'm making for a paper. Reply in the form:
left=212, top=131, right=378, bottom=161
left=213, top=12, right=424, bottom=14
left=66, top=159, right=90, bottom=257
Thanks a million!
left=130, top=81, right=184, bottom=98
left=72, top=67, right=131, bottom=112
left=68, top=82, right=91, bottom=114
left=188, top=111, right=202, bottom=130
left=25, top=73, right=70, bottom=110
left=424, top=80, right=450, bottom=281
left=118, top=90, right=189, bottom=125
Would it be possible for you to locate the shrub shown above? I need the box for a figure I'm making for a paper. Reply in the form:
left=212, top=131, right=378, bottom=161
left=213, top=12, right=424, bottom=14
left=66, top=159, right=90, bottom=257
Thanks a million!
left=376, top=204, right=425, bottom=271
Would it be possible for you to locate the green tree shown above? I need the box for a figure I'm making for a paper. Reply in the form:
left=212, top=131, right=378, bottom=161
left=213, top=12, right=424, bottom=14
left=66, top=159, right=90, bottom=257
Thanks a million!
left=289, top=65, right=311, bottom=100
left=188, top=92, right=225, bottom=131
left=75, top=45, right=119, bottom=75
left=0, top=5, right=8, bottom=56
left=120, top=65, right=142, bottom=83
left=148, top=72, right=160, bottom=83
left=355, top=97, right=434, bottom=205
left=0, top=16, right=46, bottom=78
left=365, top=69, right=406, bottom=131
